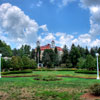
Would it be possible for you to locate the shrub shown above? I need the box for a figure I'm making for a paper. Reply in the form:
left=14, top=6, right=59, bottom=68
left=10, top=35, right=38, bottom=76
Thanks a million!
left=34, top=75, right=62, bottom=81
left=2, top=70, right=32, bottom=75
left=34, top=68, right=77, bottom=71
left=75, top=69, right=97, bottom=74
left=90, top=83, right=100, bottom=96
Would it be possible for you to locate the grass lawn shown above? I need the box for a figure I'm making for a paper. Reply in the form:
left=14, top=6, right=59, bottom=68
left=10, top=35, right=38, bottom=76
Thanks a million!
left=2, top=71, right=97, bottom=79
left=0, top=71, right=99, bottom=100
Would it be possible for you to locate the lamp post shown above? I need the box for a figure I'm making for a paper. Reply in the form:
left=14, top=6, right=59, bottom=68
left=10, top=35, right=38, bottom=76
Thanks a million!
left=96, top=53, right=99, bottom=79
left=0, top=54, right=2, bottom=78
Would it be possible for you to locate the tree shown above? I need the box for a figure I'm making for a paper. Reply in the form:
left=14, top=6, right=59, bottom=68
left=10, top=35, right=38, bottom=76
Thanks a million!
left=84, top=55, right=96, bottom=70
left=30, top=49, right=35, bottom=59
left=42, top=49, right=55, bottom=68
left=54, top=47, right=59, bottom=66
left=17, top=56, right=23, bottom=70
left=70, top=44, right=81, bottom=67
left=0, top=40, right=12, bottom=57
left=90, top=47, right=96, bottom=57
left=11, top=56, right=19, bottom=70
left=29, top=59, right=37, bottom=69
left=77, top=57, right=86, bottom=69
left=61, top=45, right=72, bottom=68
left=22, top=56, right=30, bottom=69
left=85, top=46, right=89, bottom=57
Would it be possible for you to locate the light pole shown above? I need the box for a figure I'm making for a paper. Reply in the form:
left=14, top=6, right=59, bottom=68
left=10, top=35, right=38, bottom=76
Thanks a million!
left=96, top=53, right=99, bottom=79
left=0, top=54, right=2, bottom=78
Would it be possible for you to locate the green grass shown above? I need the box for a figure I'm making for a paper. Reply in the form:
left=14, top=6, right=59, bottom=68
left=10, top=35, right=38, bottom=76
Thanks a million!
left=2, top=71, right=97, bottom=79
left=0, top=71, right=99, bottom=100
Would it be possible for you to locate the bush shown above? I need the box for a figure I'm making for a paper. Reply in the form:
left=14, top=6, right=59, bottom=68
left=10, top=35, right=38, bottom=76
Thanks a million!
left=90, top=83, right=100, bottom=96
left=1, top=70, right=32, bottom=75
left=34, top=68, right=77, bottom=71
left=75, top=69, right=97, bottom=74
left=34, top=75, right=62, bottom=81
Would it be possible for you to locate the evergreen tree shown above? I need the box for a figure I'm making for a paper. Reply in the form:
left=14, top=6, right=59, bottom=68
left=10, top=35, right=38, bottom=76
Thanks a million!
left=85, top=46, right=89, bottom=57
left=30, top=49, right=35, bottom=59
left=90, top=47, right=95, bottom=57
left=42, top=49, right=55, bottom=68
left=61, top=45, right=72, bottom=67
left=70, top=44, right=81, bottom=67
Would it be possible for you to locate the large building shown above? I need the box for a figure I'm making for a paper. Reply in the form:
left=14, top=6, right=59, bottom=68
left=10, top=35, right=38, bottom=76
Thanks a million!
left=35, top=40, right=63, bottom=60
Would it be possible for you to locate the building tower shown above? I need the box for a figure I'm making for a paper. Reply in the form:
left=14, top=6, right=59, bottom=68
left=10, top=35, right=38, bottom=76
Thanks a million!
left=51, top=40, right=55, bottom=48
left=36, top=40, right=40, bottom=47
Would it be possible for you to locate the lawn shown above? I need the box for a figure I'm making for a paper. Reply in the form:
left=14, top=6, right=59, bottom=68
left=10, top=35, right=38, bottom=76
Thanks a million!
left=0, top=71, right=99, bottom=100
left=2, top=71, right=97, bottom=79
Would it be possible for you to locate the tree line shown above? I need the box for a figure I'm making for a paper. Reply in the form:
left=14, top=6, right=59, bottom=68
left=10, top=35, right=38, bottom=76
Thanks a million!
left=0, top=40, right=100, bottom=71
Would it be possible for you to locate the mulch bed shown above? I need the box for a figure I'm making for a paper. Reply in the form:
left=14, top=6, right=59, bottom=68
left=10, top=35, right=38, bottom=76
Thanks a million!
left=81, top=93, right=100, bottom=100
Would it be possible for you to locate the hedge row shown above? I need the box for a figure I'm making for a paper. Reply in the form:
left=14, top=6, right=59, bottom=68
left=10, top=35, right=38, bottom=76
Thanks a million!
left=1, top=70, right=33, bottom=75
left=75, top=70, right=97, bottom=74
left=34, top=68, right=77, bottom=71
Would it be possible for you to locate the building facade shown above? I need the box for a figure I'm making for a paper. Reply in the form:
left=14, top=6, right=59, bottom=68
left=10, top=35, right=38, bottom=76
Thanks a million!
left=35, top=40, right=63, bottom=60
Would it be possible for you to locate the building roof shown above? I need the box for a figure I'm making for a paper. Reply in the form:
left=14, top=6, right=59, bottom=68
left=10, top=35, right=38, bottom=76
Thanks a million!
left=39, top=44, right=63, bottom=51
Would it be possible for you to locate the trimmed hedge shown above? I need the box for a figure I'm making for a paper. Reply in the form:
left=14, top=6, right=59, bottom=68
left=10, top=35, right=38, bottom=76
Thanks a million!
left=75, top=69, right=97, bottom=74
left=34, top=68, right=77, bottom=71
left=1, top=70, right=33, bottom=75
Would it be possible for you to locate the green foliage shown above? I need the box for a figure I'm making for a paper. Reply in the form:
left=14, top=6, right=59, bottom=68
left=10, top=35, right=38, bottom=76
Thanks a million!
left=75, top=69, right=97, bottom=74
left=12, top=45, right=31, bottom=57
left=34, top=75, right=62, bottom=81
left=61, top=45, right=72, bottom=68
left=77, top=57, right=86, bottom=69
left=42, top=49, right=55, bottom=68
left=90, top=83, right=100, bottom=96
left=0, top=40, right=12, bottom=57
left=11, top=56, right=19, bottom=70
left=2, top=70, right=32, bottom=75
left=84, top=55, right=96, bottom=70
left=70, top=44, right=81, bottom=67
left=22, top=56, right=31, bottom=69
left=29, top=59, right=37, bottom=69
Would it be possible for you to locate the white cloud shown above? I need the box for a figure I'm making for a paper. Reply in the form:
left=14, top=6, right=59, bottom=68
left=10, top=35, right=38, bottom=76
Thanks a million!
left=59, top=0, right=75, bottom=8
left=36, top=1, right=42, bottom=7
left=0, top=3, right=46, bottom=49
left=40, top=24, right=48, bottom=31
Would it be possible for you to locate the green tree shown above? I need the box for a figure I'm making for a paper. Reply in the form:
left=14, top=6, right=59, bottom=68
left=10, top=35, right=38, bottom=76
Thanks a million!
left=11, top=56, right=19, bottom=70
left=17, top=56, right=23, bottom=70
left=0, top=40, right=12, bottom=57
left=42, top=49, right=55, bottom=68
left=30, top=49, right=35, bottom=59
left=70, top=44, right=81, bottom=67
left=84, top=55, right=96, bottom=70
left=22, top=56, right=30, bottom=69
left=77, top=57, right=86, bottom=69
left=61, top=45, right=72, bottom=68
left=29, top=59, right=37, bottom=69
left=85, top=46, right=89, bottom=57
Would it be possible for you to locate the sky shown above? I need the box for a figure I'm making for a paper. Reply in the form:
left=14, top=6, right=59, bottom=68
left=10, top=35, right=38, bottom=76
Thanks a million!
left=0, top=0, right=100, bottom=49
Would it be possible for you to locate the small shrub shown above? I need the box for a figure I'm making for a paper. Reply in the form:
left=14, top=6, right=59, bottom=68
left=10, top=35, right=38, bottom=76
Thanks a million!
left=90, top=83, right=100, bottom=96
left=2, top=70, right=32, bottom=75
left=34, top=75, right=62, bottom=81
left=75, top=69, right=97, bottom=74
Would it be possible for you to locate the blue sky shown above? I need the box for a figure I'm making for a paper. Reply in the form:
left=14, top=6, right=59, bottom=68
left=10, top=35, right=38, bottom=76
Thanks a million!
left=0, top=0, right=100, bottom=49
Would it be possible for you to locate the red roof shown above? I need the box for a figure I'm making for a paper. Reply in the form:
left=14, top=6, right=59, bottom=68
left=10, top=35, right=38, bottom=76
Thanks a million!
left=56, top=46, right=63, bottom=51
left=39, top=44, right=63, bottom=51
